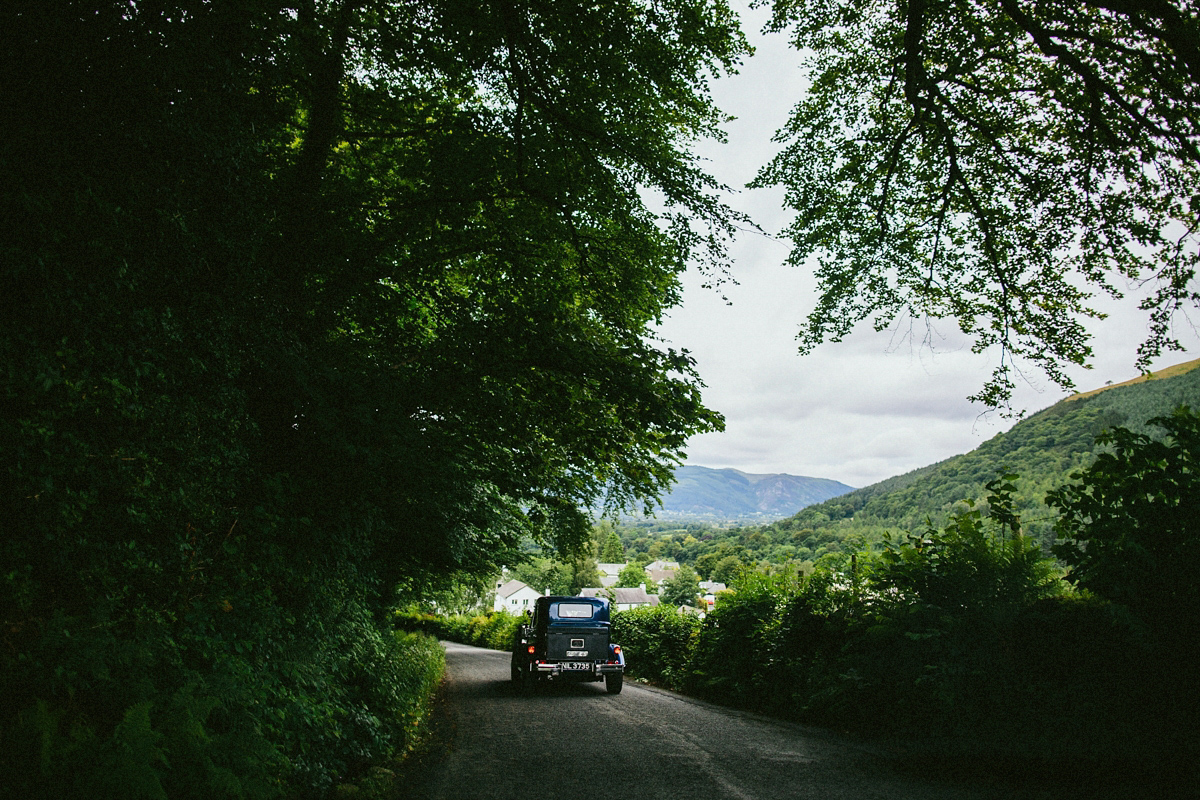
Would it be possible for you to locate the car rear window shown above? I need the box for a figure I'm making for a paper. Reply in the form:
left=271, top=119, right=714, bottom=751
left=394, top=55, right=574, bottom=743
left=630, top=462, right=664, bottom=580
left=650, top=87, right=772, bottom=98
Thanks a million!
left=555, top=603, right=594, bottom=619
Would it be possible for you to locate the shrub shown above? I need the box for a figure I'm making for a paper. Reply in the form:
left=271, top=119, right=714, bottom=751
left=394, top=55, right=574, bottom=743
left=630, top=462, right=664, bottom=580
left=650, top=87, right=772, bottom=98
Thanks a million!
left=2, top=615, right=448, bottom=800
left=395, top=610, right=523, bottom=652
left=873, top=475, right=1063, bottom=614
left=1050, top=407, right=1200, bottom=626
left=390, top=632, right=447, bottom=743
left=611, top=605, right=701, bottom=690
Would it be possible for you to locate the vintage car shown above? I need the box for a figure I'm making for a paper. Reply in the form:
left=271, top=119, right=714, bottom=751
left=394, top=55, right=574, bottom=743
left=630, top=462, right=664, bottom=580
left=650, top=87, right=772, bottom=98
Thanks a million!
left=510, top=595, right=625, bottom=694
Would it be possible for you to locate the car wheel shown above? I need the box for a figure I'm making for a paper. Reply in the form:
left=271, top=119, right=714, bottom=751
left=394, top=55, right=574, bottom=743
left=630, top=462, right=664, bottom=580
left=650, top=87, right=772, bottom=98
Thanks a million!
left=605, top=672, right=623, bottom=695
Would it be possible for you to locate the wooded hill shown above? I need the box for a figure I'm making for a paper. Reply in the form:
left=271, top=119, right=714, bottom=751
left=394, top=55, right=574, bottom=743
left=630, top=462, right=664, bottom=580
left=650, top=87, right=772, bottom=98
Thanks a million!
left=765, top=359, right=1200, bottom=558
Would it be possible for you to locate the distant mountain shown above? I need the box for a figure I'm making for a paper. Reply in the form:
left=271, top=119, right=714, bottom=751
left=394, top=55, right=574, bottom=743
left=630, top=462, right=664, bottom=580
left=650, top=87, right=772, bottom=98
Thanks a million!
left=656, top=465, right=855, bottom=521
left=766, top=358, right=1200, bottom=552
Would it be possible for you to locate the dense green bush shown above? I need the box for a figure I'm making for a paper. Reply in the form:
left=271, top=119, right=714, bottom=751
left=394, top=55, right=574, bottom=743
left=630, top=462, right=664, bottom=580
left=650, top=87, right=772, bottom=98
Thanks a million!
left=595, top=470, right=1196, bottom=787
left=678, top=484, right=1078, bottom=734
left=1050, top=407, right=1200, bottom=627
left=390, top=633, right=448, bottom=740
left=1, top=623, right=447, bottom=800
left=392, top=610, right=445, bottom=639
left=394, top=610, right=525, bottom=653
left=610, top=604, right=702, bottom=690
left=685, top=572, right=802, bottom=705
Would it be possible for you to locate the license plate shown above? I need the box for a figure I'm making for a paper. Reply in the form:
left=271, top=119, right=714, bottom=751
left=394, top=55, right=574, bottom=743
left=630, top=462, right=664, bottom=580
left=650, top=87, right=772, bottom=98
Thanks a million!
left=566, top=650, right=588, bottom=657
left=563, top=661, right=592, bottom=671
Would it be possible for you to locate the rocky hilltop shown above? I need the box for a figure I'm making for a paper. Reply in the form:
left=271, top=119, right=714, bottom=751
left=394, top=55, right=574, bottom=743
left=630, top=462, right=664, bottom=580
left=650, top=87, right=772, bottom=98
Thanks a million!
left=656, top=465, right=855, bottom=521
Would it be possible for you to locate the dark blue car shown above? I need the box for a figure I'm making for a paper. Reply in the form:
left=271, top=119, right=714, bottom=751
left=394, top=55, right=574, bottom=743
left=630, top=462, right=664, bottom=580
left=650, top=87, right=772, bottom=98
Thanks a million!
left=511, top=595, right=625, bottom=694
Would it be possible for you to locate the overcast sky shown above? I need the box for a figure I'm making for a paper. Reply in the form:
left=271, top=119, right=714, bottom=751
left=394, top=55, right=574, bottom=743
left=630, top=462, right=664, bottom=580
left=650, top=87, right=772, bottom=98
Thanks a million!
left=654, top=2, right=1200, bottom=489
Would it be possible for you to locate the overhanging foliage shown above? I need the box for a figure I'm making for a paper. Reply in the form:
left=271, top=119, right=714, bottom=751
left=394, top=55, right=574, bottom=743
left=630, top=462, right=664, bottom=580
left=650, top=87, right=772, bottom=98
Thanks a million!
left=755, top=0, right=1200, bottom=408
left=0, top=1, right=744, bottom=794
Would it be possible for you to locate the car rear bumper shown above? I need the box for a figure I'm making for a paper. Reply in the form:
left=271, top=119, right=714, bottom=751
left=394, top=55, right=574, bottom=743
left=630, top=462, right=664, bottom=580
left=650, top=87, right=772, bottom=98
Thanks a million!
left=535, top=661, right=624, bottom=677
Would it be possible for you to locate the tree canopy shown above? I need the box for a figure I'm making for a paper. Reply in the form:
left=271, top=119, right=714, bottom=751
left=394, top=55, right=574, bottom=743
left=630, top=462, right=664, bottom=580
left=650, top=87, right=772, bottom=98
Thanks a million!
left=1050, top=406, right=1200, bottom=622
left=660, top=564, right=703, bottom=606
left=1, top=1, right=745, bottom=794
left=755, top=0, right=1200, bottom=408
left=600, top=530, right=627, bottom=562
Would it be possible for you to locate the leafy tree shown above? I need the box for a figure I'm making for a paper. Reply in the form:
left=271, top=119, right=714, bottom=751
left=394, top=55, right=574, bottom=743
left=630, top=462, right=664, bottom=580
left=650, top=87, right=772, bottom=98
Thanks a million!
left=1049, top=407, right=1200, bottom=621
left=600, top=530, right=627, bottom=563
left=401, top=571, right=501, bottom=615
left=509, top=557, right=572, bottom=596
left=756, top=0, right=1200, bottom=408
left=695, top=551, right=723, bottom=580
left=660, top=565, right=703, bottom=607
left=567, top=553, right=602, bottom=595
left=712, top=554, right=748, bottom=586
left=0, top=1, right=745, bottom=794
left=615, top=563, right=650, bottom=588
left=875, top=475, right=1062, bottom=612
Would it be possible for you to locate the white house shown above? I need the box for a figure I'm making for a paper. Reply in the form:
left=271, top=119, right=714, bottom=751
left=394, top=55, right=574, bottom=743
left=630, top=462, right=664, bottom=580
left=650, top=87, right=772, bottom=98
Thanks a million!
left=698, top=581, right=728, bottom=611
left=580, top=585, right=661, bottom=612
left=597, top=563, right=626, bottom=587
left=644, top=559, right=679, bottom=586
left=493, top=579, right=544, bottom=613
left=646, top=568, right=675, bottom=585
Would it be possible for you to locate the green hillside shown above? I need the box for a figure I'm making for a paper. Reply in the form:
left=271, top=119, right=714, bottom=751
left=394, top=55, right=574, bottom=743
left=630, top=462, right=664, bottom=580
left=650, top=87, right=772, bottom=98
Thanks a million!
left=763, top=360, right=1200, bottom=558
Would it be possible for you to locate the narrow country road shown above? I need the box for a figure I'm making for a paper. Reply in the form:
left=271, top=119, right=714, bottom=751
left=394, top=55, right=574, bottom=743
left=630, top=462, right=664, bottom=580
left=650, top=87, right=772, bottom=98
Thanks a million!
left=399, top=642, right=1029, bottom=800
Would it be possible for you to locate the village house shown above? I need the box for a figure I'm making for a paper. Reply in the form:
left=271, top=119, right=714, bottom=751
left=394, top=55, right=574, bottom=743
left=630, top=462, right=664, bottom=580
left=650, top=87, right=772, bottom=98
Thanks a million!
left=641, top=559, right=680, bottom=586
left=580, top=585, right=660, bottom=612
left=493, top=579, right=544, bottom=613
left=698, top=580, right=728, bottom=612
left=597, top=563, right=625, bottom=587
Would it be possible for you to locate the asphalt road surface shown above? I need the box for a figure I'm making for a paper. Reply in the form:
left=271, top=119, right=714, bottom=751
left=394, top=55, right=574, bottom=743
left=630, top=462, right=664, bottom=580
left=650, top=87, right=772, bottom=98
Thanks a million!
left=399, top=641, right=1033, bottom=800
